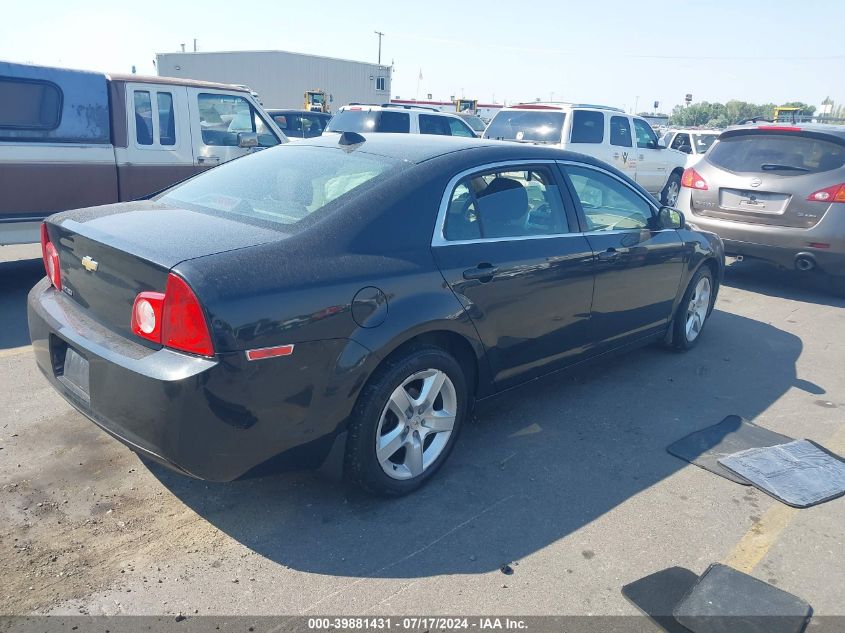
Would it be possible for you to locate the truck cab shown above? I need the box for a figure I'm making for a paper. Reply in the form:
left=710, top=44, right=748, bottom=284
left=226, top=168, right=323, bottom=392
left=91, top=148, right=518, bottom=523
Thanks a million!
left=0, top=62, right=286, bottom=245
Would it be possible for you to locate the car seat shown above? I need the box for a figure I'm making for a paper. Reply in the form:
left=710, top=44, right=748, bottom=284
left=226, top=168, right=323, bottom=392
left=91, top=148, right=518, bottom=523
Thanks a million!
left=476, top=177, right=529, bottom=238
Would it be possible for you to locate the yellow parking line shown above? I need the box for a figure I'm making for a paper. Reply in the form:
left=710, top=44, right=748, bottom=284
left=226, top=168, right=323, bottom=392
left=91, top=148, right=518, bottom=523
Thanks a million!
left=0, top=345, right=31, bottom=358
left=723, top=424, right=845, bottom=573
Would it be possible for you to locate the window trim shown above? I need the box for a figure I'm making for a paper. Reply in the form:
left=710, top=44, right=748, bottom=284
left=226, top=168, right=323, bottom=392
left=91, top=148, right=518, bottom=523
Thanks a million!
left=557, top=160, right=660, bottom=234
left=0, top=77, right=63, bottom=131
left=432, top=159, right=577, bottom=246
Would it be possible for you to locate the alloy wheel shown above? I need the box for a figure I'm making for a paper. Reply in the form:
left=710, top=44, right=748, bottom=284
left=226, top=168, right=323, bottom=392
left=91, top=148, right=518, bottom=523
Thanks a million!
left=685, top=276, right=711, bottom=342
left=375, top=368, right=457, bottom=480
left=665, top=181, right=680, bottom=206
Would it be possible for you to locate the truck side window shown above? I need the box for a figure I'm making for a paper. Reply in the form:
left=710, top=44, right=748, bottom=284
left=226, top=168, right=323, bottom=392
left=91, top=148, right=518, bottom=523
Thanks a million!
left=610, top=116, right=632, bottom=148
left=157, top=92, right=176, bottom=146
left=570, top=110, right=604, bottom=144
left=134, top=91, right=153, bottom=146
left=633, top=118, right=658, bottom=149
left=0, top=78, right=62, bottom=130
left=198, top=93, right=278, bottom=147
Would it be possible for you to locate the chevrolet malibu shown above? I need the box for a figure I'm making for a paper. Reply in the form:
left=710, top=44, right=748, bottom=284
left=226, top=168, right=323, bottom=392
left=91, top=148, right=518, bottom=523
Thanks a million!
left=29, top=133, right=724, bottom=496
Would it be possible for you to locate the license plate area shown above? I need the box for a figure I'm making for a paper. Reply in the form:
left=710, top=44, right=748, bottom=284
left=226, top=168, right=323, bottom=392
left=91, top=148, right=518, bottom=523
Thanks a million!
left=719, top=188, right=790, bottom=214
left=51, top=337, right=90, bottom=405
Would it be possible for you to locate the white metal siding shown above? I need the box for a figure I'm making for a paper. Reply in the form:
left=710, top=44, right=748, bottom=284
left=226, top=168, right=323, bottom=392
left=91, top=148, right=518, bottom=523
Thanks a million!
left=155, top=51, right=392, bottom=110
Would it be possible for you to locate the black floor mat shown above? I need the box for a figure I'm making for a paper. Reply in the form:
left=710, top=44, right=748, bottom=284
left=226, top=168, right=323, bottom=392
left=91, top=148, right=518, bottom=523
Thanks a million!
left=621, top=566, right=700, bottom=633
left=718, top=439, right=845, bottom=508
left=673, top=563, right=812, bottom=633
left=666, top=415, right=793, bottom=484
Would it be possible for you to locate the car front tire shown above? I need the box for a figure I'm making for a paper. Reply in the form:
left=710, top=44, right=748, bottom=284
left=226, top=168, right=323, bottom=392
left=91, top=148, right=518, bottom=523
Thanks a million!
left=671, top=266, right=715, bottom=351
left=345, top=345, right=468, bottom=496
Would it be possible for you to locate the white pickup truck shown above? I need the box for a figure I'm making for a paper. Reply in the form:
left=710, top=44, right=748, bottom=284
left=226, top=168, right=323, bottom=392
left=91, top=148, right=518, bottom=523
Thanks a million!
left=483, top=103, right=688, bottom=206
left=0, top=62, right=286, bottom=245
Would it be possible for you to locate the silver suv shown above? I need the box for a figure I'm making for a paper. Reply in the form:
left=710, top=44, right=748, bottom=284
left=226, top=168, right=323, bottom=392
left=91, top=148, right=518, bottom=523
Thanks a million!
left=325, top=104, right=476, bottom=137
left=676, top=123, right=845, bottom=288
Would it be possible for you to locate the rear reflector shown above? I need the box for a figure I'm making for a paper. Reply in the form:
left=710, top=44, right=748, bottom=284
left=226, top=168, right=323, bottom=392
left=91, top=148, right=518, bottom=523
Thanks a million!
left=245, top=344, right=295, bottom=361
left=681, top=167, right=708, bottom=190
left=40, top=223, right=62, bottom=290
left=808, top=242, right=830, bottom=249
left=806, top=183, right=845, bottom=203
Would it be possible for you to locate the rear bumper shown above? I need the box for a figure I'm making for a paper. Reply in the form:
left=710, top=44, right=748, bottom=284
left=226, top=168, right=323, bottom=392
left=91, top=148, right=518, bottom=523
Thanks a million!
left=27, top=279, right=372, bottom=481
left=680, top=192, right=845, bottom=276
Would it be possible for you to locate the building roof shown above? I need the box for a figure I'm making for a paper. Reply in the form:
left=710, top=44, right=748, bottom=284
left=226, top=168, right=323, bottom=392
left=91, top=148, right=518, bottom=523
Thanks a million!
left=155, top=49, right=391, bottom=71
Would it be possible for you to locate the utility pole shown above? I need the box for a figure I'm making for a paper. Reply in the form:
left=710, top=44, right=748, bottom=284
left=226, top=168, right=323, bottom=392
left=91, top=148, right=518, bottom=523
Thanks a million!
left=374, top=31, right=384, bottom=65
left=193, top=38, right=197, bottom=52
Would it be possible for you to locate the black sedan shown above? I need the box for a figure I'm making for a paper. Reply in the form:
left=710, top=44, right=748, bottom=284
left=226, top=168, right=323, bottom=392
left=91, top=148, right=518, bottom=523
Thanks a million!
left=29, top=134, right=724, bottom=496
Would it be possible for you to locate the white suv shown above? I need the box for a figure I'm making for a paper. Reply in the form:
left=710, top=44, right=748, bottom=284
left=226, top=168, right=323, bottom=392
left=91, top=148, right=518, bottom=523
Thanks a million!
left=660, top=128, right=722, bottom=168
left=325, top=104, right=477, bottom=137
left=483, top=103, right=688, bottom=205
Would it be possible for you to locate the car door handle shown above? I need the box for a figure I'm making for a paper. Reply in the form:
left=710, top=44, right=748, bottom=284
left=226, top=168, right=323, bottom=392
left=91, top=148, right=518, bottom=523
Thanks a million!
left=597, top=248, right=620, bottom=262
left=463, top=263, right=498, bottom=281
left=197, top=156, right=220, bottom=164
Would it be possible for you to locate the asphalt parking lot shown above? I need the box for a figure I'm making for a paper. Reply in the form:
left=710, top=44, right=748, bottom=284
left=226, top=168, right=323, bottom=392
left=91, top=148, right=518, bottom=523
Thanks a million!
left=1, top=243, right=843, bottom=618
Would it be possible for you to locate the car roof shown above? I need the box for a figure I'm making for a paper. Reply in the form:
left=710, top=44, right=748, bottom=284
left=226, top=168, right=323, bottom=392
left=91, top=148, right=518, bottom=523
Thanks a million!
left=338, top=104, right=463, bottom=118
left=502, top=102, right=625, bottom=113
left=266, top=109, right=330, bottom=116
left=725, top=122, right=845, bottom=140
left=294, top=132, right=623, bottom=166
left=668, top=128, right=722, bottom=134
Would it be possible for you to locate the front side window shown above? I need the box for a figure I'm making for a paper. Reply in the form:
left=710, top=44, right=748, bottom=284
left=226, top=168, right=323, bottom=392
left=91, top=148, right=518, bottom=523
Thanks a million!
left=0, top=78, right=62, bottom=129
left=610, top=116, right=632, bottom=147
left=448, top=118, right=476, bottom=137
left=158, top=145, right=400, bottom=228
left=671, top=132, right=692, bottom=153
left=157, top=92, right=175, bottom=146
left=198, top=93, right=278, bottom=147
left=633, top=118, right=658, bottom=149
left=134, top=90, right=153, bottom=145
left=564, top=165, right=654, bottom=231
left=443, top=167, right=568, bottom=240
left=484, top=110, right=565, bottom=143
left=570, top=110, right=604, bottom=144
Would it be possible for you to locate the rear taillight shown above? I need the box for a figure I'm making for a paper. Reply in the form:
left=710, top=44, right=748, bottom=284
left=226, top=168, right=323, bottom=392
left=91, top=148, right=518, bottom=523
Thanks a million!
left=681, top=167, right=708, bottom=191
left=806, top=183, right=845, bottom=203
left=130, top=273, right=214, bottom=357
left=40, top=223, right=62, bottom=290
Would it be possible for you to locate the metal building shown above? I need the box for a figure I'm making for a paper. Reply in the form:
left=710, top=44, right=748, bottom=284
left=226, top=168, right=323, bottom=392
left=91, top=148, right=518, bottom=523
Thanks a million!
left=155, top=50, right=392, bottom=110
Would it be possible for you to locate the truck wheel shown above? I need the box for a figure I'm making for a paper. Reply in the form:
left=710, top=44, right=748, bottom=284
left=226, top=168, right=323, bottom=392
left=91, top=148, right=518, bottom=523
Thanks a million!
left=661, top=172, right=682, bottom=207
left=345, top=345, right=468, bottom=496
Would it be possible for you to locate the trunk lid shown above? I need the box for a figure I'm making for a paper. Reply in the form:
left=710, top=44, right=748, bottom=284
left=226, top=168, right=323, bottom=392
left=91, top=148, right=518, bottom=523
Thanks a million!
left=49, top=200, right=285, bottom=343
left=689, top=129, right=845, bottom=228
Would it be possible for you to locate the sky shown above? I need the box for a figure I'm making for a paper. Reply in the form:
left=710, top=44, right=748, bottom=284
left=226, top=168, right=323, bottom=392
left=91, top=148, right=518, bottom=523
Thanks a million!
left=2, top=0, right=843, bottom=113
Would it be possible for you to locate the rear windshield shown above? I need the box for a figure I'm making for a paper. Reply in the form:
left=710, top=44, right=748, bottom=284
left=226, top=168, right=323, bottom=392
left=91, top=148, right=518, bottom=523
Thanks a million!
left=708, top=133, right=845, bottom=176
left=157, top=145, right=400, bottom=227
left=484, top=110, right=565, bottom=143
left=326, top=109, right=410, bottom=133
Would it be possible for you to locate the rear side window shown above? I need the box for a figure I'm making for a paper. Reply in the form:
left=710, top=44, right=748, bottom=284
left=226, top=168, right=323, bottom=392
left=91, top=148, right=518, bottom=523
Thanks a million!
left=420, top=114, right=451, bottom=136
left=158, top=145, right=401, bottom=228
left=134, top=91, right=153, bottom=145
left=610, top=116, right=632, bottom=147
left=325, top=110, right=410, bottom=133
left=0, top=78, right=62, bottom=129
left=570, top=110, right=604, bottom=144
left=157, top=92, right=176, bottom=146
left=708, top=134, right=845, bottom=175
left=484, top=110, right=565, bottom=143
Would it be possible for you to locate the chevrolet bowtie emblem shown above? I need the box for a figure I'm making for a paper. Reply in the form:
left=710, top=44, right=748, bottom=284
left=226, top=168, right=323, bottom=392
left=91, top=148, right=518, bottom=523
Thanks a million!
left=81, top=256, right=99, bottom=272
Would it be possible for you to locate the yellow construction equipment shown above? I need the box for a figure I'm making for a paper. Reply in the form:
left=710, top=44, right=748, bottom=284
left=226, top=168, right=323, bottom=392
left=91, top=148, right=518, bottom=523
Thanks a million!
left=304, top=90, right=330, bottom=113
left=773, top=106, right=803, bottom=123
left=454, top=99, right=478, bottom=114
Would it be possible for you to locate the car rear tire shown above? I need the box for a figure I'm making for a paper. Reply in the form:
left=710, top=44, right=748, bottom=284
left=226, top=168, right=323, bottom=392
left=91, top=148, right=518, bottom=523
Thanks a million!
left=671, top=266, right=715, bottom=351
left=661, top=172, right=682, bottom=207
left=345, top=345, right=468, bottom=496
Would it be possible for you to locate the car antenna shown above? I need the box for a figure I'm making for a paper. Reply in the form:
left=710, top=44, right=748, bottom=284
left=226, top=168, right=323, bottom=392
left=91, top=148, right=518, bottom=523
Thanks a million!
left=339, top=131, right=366, bottom=146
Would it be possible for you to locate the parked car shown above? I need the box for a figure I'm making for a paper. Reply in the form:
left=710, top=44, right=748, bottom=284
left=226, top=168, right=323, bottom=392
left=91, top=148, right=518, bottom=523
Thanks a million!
left=0, top=62, right=286, bottom=245
left=267, top=109, right=331, bottom=139
left=325, top=104, right=477, bottom=137
left=483, top=103, right=688, bottom=206
left=661, top=129, right=722, bottom=167
left=29, top=134, right=724, bottom=496
left=676, top=123, right=845, bottom=289
left=456, top=112, right=488, bottom=137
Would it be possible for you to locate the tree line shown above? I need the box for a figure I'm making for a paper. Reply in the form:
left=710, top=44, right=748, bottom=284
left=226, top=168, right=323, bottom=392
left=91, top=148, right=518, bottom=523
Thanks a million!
left=665, top=100, right=823, bottom=128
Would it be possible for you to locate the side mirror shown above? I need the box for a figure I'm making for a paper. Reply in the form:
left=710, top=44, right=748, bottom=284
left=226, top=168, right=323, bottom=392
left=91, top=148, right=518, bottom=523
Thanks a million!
left=659, top=206, right=685, bottom=230
left=237, top=132, right=259, bottom=148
